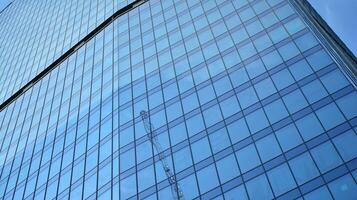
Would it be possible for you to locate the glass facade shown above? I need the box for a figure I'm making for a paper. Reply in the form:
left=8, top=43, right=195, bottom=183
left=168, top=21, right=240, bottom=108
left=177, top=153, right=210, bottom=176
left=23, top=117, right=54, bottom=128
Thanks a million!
left=0, top=0, right=356, bottom=199
left=0, top=0, right=135, bottom=103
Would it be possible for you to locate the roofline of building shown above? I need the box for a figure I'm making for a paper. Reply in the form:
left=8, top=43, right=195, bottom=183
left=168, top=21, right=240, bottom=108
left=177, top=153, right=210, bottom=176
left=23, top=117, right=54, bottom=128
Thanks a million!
left=290, top=0, right=357, bottom=87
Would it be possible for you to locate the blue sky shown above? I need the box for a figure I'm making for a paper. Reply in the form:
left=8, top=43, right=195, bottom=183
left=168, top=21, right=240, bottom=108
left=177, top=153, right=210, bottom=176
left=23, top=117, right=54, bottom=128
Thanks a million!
left=308, top=0, right=357, bottom=56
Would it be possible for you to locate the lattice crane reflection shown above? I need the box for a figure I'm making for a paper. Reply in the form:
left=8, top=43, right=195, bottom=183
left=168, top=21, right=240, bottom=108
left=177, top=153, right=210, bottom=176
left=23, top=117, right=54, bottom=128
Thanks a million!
left=140, top=110, right=184, bottom=200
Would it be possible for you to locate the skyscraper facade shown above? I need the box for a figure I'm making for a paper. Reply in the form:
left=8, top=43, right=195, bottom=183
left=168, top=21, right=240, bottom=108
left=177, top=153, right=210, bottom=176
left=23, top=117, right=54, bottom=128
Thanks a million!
left=0, top=0, right=356, bottom=199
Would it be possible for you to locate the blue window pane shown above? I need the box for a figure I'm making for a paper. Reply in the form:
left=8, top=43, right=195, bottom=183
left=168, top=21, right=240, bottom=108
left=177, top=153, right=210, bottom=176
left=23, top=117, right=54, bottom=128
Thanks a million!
left=311, top=141, right=343, bottom=173
left=209, top=127, right=231, bottom=153
left=216, top=154, right=240, bottom=183
left=336, top=92, right=357, bottom=120
left=233, top=0, right=249, bottom=9
left=328, top=174, right=357, bottom=200
left=169, top=123, right=187, bottom=145
left=236, top=144, right=261, bottom=173
left=182, top=93, right=199, bottom=114
left=138, top=165, right=155, bottom=191
left=278, top=42, right=300, bottom=61
left=198, top=84, right=216, bottom=105
left=289, top=152, right=320, bottom=185
left=245, top=58, right=266, bottom=79
left=254, top=78, right=277, bottom=100
left=253, top=34, right=272, bottom=52
left=191, top=137, right=211, bottom=163
left=212, top=22, right=228, bottom=37
left=316, top=103, right=345, bottom=130
left=238, top=42, right=256, bottom=60
left=208, top=59, right=225, bottom=78
left=166, top=101, right=183, bottom=122
left=219, top=96, right=241, bottom=118
left=197, top=164, right=220, bottom=193
left=175, top=57, right=190, bottom=75
left=246, top=20, right=264, bottom=36
left=203, top=104, right=223, bottom=127
left=188, top=50, right=204, bottom=67
left=202, top=43, right=219, bottom=59
left=173, top=146, right=193, bottom=172
left=275, top=4, right=294, bottom=19
left=227, top=118, right=251, bottom=143
left=213, top=76, right=232, bottom=96
left=178, top=74, right=194, bottom=93
left=246, top=174, right=273, bottom=200
left=224, top=185, right=248, bottom=200
left=231, top=27, right=249, bottom=44
left=179, top=174, right=199, bottom=200
left=353, top=170, right=357, bottom=183
left=332, top=130, right=357, bottom=162
left=275, top=124, right=303, bottom=151
left=288, top=59, right=313, bottom=81
left=261, top=50, right=283, bottom=70
left=269, top=26, right=289, bottom=44
left=193, top=67, right=210, bottom=85
left=261, top=12, right=279, bottom=28
left=320, top=69, right=350, bottom=94
left=295, top=113, right=324, bottom=141
left=246, top=108, right=269, bottom=134
left=264, top=99, right=289, bottom=124
left=295, top=32, right=318, bottom=52
left=136, top=141, right=152, bottom=163
left=186, top=114, right=205, bottom=137
left=306, top=50, right=332, bottom=71
left=237, top=87, right=259, bottom=109
left=229, top=68, right=249, bottom=87
left=284, top=18, right=305, bottom=35
left=120, top=148, right=135, bottom=172
left=239, top=7, right=255, bottom=21
left=120, top=174, right=136, bottom=199
left=225, top=12, right=241, bottom=30
left=267, top=163, right=297, bottom=196
left=217, top=35, right=234, bottom=52
left=271, top=69, right=295, bottom=90
left=304, top=186, right=333, bottom=200
left=149, top=91, right=163, bottom=109
left=256, top=134, right=282, bottom=162
left=283, top=89, right=308, bottom=114
left=163, top=83, right=178, bottom=101
left=212, top=195, right=224, bottom=200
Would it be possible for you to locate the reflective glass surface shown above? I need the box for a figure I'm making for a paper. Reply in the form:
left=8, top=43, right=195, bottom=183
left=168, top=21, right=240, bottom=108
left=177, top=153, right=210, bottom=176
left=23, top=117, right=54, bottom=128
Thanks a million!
left=0, top=0, right=356, bottom=199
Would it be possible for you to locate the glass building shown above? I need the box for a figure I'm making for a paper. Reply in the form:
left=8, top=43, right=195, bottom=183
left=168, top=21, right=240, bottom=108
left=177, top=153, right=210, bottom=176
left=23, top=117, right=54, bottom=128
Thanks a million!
left=0, top=0, right=356, bottom=199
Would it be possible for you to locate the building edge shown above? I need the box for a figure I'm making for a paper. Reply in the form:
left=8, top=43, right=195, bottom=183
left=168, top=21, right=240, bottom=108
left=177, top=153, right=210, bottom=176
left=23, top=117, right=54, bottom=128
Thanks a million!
left=0, top=0, right=147, bottom=112
left=289, top=0, right=357, bottom=87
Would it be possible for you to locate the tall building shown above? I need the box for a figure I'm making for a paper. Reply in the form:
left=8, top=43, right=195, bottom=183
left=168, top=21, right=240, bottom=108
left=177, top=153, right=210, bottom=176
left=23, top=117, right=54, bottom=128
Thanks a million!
left=0, top=0, right=356, bottom=199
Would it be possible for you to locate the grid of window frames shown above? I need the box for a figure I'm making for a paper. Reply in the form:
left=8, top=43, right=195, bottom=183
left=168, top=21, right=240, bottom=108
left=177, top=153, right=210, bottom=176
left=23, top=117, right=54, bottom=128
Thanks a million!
left=0, top=0, right=356, bottom=199
left=0, top=0, right=134, bottom=104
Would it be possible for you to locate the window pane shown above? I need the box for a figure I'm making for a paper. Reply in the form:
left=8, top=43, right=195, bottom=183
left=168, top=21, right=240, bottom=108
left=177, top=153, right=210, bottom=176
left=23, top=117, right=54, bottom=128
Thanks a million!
left=311, top=141, right=343, bottom=173
left=275, top=124, right=303, bottom=152
left=304, top=186, right=333, bottom=200
left=246, top=174, right=273, bottom=200
left=289, top=152, right=320, bottom=185
left=328, top=174, right=357, bottom=200
left=216, top=154, right=240, bottom=183
left=256, top=134, right=282, bottom=162
left=236, top=144, right=261, bottom=173
left=197, top=164, right=220, bottom=193
left=295, top=113, right=324, bottom=141
left=315, top=103, right=345, bottom=130
left=332, top=130, right=357, bottom=162
left=267, top=164, right=297, bottom=196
